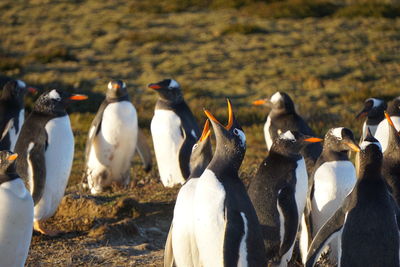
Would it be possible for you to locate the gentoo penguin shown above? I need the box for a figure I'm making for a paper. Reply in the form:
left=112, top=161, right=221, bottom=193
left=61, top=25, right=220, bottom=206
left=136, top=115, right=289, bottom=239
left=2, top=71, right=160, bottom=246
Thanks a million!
left=382, top=112, right=400, bottom=206
left=164, top=119, right=213, bottom=267
left=304, top=127, right=359, bottom=264
left=14, top=89, right=87, bottom=235
left=356, top=97, right=386, bottom=140
left=247, top=130, right=322, bottom=266
left=0, top=80, right=36, bottom=151
left=0, top=151, right=33, bottom=267
left=306, top=132, right=400, bottom=267
left=85, top=80, right=139, bottom=194
left=253, top=92, right=322, bottom=178
left=149, top=79, right=200, bottom=187
left=194, top=99, right=267, bottom=267
left=374, top=96, right=400, bottom=152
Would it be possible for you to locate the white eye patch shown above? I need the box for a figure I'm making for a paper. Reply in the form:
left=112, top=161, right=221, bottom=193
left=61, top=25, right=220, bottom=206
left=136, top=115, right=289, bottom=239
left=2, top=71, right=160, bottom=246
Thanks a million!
left=107, top=82, right=113, bottom=90
left=233, top=128, right=246, bottom=147
left=16, top=80, right=26, bottom=88
left=48, top=89, right=61, bottom=100
left=331, top=127, right=343, bottom=140
left=270, top=92, right=282, bottom=104
left=281, top=130, right=295, bottom=141
left=360, top=141, right=382, bottom=151
left=169, top=79, right=179, bottom=89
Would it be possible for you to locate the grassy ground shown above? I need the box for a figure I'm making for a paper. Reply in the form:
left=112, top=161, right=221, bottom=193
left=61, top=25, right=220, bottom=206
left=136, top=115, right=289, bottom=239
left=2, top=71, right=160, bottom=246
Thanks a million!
left=1, top=0, right=400, bottom=266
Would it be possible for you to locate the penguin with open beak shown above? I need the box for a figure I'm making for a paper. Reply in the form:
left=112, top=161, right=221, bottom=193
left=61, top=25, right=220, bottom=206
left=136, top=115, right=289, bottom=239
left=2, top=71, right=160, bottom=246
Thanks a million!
left=194, top=99, right=267, bottom=267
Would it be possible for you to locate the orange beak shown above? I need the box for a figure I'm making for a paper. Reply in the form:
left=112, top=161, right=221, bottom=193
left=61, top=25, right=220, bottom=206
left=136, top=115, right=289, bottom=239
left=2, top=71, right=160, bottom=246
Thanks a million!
left=344, top=142, right=361, bottom=152
left=385, top=111, right=396, bottom=128
left=199, top=120, right=211, bottom=142
left=148, top=83, right=161, bottom=90
left=252, top=99, right=267, bottom=106
left=304, top=137, right=323, bottom=143
left=7, top=153, right=18, bottom=161
left=69, top=94, right=88, bottom=101
left=204, top=99, right=234, bottom=130
left=28, top=87, right=37, bottom=94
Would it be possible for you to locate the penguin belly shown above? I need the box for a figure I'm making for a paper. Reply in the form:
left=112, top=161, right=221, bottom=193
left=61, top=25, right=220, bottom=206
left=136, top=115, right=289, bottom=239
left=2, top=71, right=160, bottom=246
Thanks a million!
left=0, top=178, right=33, bottom=267
left=87, top=102, right=138, bottom=193
left=8, top=109, right=24, bottom=151
left=264, top=116, right=273, bottom=150
left=151, top=110, right=185, bottom=187
left=375, top=116, right=400, bottom=152
left=311, top=161, right=356, bottom=263
left=33, top=115, right=74, bottom=221
left=172, top=178, right=201, bottom=267
left=194, top=169, right=226, bottom=267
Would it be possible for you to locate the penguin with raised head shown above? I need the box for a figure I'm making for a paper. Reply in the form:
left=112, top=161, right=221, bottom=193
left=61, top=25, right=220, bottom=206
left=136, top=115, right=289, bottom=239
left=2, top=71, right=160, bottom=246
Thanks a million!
left=374, top=96, right=400, bottom=152
left=356, top=97, right=386, bottom=140
left=304, top=127, right=359, bottom=264
left=164, top=119, right=213, bottom=267
left=194, top=99, right=267, bottom=267
left=15, top=89, right=87, bottom=235
left=148, top=79, right=200, bottom=187
left=382, top=112, right=400, bottom=206
left=253, top=92, right=322, bottom=178
left=85, top=80, right=140, bottom=194
left=0, top=151, right=33, bottom=267
left=0, top=80, right=36, bottom=151
left=248, top=130, right=322, bottom=266
left=306, top=131, right=400, bottom=267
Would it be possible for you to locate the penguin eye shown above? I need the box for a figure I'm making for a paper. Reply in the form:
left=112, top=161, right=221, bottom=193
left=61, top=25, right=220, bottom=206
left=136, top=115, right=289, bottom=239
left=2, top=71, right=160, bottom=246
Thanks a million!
left=233, top=128, right=239, bottom=135
left=192, top=144, right=199, bottom=151
left=233, top=128, right=246, bottom=147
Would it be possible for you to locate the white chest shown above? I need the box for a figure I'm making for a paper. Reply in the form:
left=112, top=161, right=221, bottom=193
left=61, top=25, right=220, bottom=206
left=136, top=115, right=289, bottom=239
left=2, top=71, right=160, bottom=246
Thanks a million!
left=9, top=109, right=24, bottom=151
left=264, top=116, right=273, bottom=150
left=151, top=110, right=185, bottom=187
left=374, top=116, right=400, bottom=152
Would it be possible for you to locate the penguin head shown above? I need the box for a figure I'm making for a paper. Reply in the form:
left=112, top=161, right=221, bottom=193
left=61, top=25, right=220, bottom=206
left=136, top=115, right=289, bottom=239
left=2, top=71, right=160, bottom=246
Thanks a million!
left=148, top=79, right=183, bottom=104
left=0, top=151, right=18, bottom=175
left=1, top=79, right=37, bottom=103
left=359, top=128, right=383, bottom=170
left=324, top=127, right=360, bottom=153
left=33, top=89, right=88, bottom=116
left=189, top=119, right=213, bottom=177
left=106, top=80, right=128, bottom=100
left=387, top=96, right=400, bottom=117
left=356, top=98, right=386, bottom=119
left=271, top=130, right=322, bottom=156
left=252, top=91, right=295, bottom=114
left=204, top=99, right=246, bottom=170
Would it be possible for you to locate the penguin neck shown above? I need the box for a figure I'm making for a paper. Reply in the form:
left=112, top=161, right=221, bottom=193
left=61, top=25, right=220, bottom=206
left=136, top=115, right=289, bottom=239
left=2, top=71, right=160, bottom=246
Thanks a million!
left=366, top=112, right=384, bottom=126
left=156, top=98, right=185, bottom=110
left=359, top=160, right=382, bottom=180
left=0, top=170, right=19, bottom=184
left=1, top=94, right=23, bottom=109
left=321, top=148, right=349, bottom=161
left=106, top=94, right=129, bottom=103
left=207, top=149, right=244, bottom=179
left=269, top=149, right=302, bottom=164
left=270, top=107, right=295, bottom=117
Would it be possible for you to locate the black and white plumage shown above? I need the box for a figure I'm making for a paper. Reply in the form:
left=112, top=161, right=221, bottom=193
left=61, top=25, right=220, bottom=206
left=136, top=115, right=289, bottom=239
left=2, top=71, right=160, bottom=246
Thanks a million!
left=0, top=151, right=33, bottom=267
left=14, top=89, right=87, bottom=236
left=85, top=80, right=140, bottom=194
left=356, top=97, right=386, bottom=140
left=303, top=127, right=359, bottom=264
left=374, top=96, right=400, bottom=152
left=253, top=92, right=322, bottom=178
left=149, top=79, right=200, bottom=187
left=248, top=130, right=322, bottom=266
left=164, top=120, right=213, bottom=267
left=0, top=80, right=36, bottom=151
left=194, top=100, right=267, bottom=267
left=306, top=132, right=400, bottom=267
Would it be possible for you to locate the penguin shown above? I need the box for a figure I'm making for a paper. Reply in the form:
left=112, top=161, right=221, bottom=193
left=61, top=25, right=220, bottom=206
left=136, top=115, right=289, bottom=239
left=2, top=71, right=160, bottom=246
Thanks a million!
left=0, top=80, right=37, bottom=151
left=374, top=96, right=400, bottom=152
left=0, top=151, right=33, bottom=267
left=355, top=97, right=386, bottom=140
left=247, top=130, right=322, bottom=266
left=14, top=89, right=87, bottom=236
left=382, top=112, right=400, bottom=206
left=304, top=127, right=359, bottom=264
left=164, top=119, right=213, bottom=267
left=306, top=132, right=400, bottom=267
left=194, top=99, right=267, bottom=267
left=85, top=80, right=140, bottom=194
left=253, top=92, right=322, bottom=178
left=148, top=79, right=200, bottom=187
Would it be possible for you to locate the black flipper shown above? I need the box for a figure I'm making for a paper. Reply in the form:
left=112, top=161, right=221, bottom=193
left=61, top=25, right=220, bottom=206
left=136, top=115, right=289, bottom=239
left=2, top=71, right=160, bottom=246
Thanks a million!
left=0, top=118, right=13, bottom=141
left=135, top=129, right=152, bottom=172
left=277, top=185, right=299, bottom=257
left=28, top=141, right=47, bottom=205
left=305, top=204, right=347, bottom=267
left=178, top=125, right=194, bottom=180
left=223, top=209, right=244, bottom=267
left=164, top=224, right=174, bottom=267
left=389, top=196, right=400, bottom=231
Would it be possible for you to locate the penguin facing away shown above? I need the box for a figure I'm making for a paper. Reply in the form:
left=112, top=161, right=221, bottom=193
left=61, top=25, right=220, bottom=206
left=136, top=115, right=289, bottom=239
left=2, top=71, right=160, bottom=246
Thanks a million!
left=194, top=99, right=267, bottom=267
left=85, top=80, right=139, bottom=194
left=382, top=112, right=400, bottom=206
left=374, top=96, right=400, bottom=152
left=164, top=119, right=213, bottom=267
left=253, top=92, right=322, bottom=179
left=149, top=79, right=200, bottom=187
left=306, top=132, right=400, bottom=267
left=0, top=151, right=33, bottom=267
left=355, top=97, right=386, bottom=140
left=247, top=130, right=322, bottom=266
left=305, top=127, right=359, bottom=264
left=15, top=89, right=87, bottom=236
left=0, top=80, right=37, bottom=151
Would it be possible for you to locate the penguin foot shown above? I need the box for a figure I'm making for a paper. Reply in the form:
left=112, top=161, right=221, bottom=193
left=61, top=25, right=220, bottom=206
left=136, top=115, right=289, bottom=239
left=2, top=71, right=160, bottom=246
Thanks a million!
left=34, top=221, right=61, bottom=237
